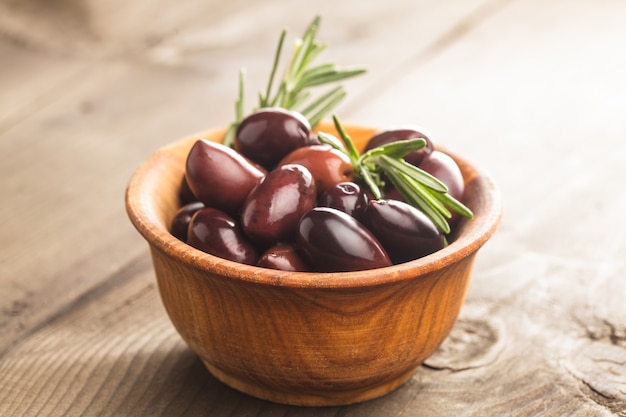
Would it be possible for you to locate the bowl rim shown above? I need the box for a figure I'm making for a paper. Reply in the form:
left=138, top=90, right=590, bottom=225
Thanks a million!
left=125, top=123, right=502, bottom=289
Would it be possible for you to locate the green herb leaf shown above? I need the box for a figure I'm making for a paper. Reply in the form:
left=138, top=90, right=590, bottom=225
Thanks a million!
left=433, top=190, right=474, bottom=219
left=304, top=87, right=346, bottom=128
left=332, top=115, right=360, bottom=167
left=297, top=66, right=367, bottom=89
left=376, top=155, right=448, bottom=193
left=317, top=131, right=346, bottom=152
left=223, top=69, right=247, bottom=148
left=360, top=138, right=426, bottom=160
left=260, top=29, right=286, bottom=108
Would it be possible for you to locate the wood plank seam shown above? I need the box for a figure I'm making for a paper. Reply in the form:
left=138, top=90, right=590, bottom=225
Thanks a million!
left=0, top=251, right=153, bottom=360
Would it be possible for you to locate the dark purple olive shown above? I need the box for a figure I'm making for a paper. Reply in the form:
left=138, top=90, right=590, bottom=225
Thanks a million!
left=362, top=199, right=444, bottom=264
left=241, top=164, right=317, bottom=247
left=278, top=145, right=354, bottom=193
left=318, top=181, right=368, bottom=220
left=178, top=175, right=197, bottom=205
left=419, top=151, right=466, bottom=227
left=418, top=151, right=465, bottom=202
left=185, top=139, right=266, bottom=214
left=187, top=207, right=259, bottom=265
left=170, top=201, right=204, bottom=241
left=235, top=108, right=312, bottom=169
left=296, top=207, right=392, bottom=272
left=383, top=186, right=404, bottom=202
left=257, top=243, right=311, bottom=272
left=363, top=126, right=434, bottom=166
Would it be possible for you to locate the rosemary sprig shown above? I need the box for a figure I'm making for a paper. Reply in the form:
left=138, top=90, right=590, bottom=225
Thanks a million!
left=223, top=69, right=247, bottom=148
left=223, top=15, right=366, bottom=148
left=319, top=115, right=474, bottom=234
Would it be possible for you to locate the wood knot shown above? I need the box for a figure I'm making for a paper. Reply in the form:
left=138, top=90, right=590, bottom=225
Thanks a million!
left=565, top=339, right=626, bottom=414
left=423, top=316, right=504, bottom=372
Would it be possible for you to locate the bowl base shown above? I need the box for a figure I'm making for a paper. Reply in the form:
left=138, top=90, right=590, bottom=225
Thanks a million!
left=201, top=359, right=417, bottom=407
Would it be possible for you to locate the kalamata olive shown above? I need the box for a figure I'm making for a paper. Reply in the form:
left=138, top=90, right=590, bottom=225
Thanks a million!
left=419, top=150, right=466, bottom=227
left=362, top=199, right=445, bottom=264
left=241, top=164, right=317, bottom=247
left=170, top=201, right=204, bottom=241
left=235, top=108, right=312, bottom=169
left=257, top=243, right=311, bottom=272
left=185, top=139, right=266, bottom=214
left=318, top=181, right=368, bottom=220
left=296, top=207, right=392, bottom=272
left=187, top=207, right=259, bottom=265
left=178, top=175, right=197, bottom=205
left=383, top=186, right=404, bottom=202
left=278, top=145, right=354, bottom=193
left=418, top=150, right=465, bottom=202
left=363, top=126, right=434, bottom=166
left=307, top=132, right=322, bottom=145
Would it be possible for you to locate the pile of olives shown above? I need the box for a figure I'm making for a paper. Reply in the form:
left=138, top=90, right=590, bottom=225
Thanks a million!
left=171, top=108, right=467, bottom=272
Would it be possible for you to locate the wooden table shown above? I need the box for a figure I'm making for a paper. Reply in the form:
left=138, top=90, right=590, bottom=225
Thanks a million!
left=2, top=0, right=625, bottom=415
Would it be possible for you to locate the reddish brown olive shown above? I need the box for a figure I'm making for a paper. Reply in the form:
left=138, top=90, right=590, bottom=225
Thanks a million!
left=362, top=199, right=445, bottom=264
left=363, top=126, right=434, bottom=166
left=185, top=139, right=266, bottom=214
left=257, top=243, right=311, bottom=272
left=235, top=108, right=312, bottom=169
left=278, top=145, right=354, bottom=193
left=296, top=207, right=392, bottom=272
left=170, top=201, right=204, bottom=241
left=241, top=164, right=317, bottom=247
left=187, top=207, right=259, bottom=265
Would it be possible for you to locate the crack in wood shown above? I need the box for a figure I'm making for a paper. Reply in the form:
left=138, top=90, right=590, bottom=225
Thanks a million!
left=421, top=316, right=505, bottom=372
left=563, top=333, right=626, bottom=416
left=578, top=377, right=626, bottom=416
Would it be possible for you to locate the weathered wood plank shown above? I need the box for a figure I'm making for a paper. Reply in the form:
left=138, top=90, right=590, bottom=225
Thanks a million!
left=0, top=43, right=87, bottom=133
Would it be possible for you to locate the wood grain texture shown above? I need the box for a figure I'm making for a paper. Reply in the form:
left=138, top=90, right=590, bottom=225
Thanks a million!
left=1, top=0, right=626, bottom=415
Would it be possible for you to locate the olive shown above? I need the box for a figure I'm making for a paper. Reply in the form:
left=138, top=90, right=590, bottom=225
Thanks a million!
left=257, top=243, right=311, bottom=272
left=318, top=181, right=368, bottom=220
left=363, top=126, right=434, bottom=166
left=307, top=132, right=322, bottom=146
left=362, top=199, right=445, bottom=264
left=419, top=150, right=466, bottom=227
left=418, top=150, right=465, bottom=202
left=278, top=145, right=354, bottom=193
left=170, top=201, right=204, bottom=241
left=185, top=139, right=266, bottom=214
left=383, top=186, right=404, bottom=202
left=187, top=207, right=259, bottom=265
left=296, top=207, right=392, bottom=272
left=178, top=175, right=197, bottom=206
left=235, top=108, right=312, bottom=169
left=241, top=164, right=317, bottom=247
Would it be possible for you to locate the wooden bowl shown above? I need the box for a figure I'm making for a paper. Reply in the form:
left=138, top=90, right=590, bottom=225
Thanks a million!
left=125, top=123, right=501, bottom=406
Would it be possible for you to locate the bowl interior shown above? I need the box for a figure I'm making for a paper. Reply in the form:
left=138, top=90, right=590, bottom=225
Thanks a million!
left=125, top=123, right=501, bottom=288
